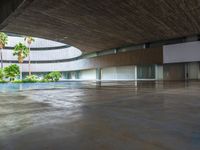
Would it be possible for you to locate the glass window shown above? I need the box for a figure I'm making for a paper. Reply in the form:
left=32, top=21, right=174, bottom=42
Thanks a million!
left=137, top=65, right=155, bottom=79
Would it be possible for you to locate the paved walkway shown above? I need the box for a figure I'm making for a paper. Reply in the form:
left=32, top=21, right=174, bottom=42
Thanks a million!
left=0, top=81, right=200, bottom=150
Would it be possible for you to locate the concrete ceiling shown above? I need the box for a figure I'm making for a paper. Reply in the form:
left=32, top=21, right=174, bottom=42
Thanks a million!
left=0, top=0, right=25, bottom=25
left=1, top=0, right=200, bottom=52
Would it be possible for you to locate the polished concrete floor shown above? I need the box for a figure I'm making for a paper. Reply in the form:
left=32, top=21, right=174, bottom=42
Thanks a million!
left=0, top=81, right=200, bottom=150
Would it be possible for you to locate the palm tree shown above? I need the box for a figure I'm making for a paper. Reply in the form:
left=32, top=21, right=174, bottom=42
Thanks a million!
left=24, top=36, right=35, bottom=76
left=0, top=32, right=8, bottom=69
left=13, top=43, right=29, bottom=80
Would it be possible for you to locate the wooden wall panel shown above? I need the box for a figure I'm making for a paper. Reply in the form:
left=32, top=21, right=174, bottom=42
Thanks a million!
left=163, top=63, right=185, bottom=81
left=66, top=47, right=163, bottom=71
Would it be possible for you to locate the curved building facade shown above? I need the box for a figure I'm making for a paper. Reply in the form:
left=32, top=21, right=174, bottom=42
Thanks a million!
left=2, top=35, right=200, bottom=81
left=2, top=35, right=82, bottom=78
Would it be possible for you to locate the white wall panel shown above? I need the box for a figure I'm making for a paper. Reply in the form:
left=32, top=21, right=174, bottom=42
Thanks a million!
left=102, top=66, right=135, bottom=80
left=116, top=66, right=135, bottom=79
left=79, top=69, right=96, bottom=80
left=156, top=65, right=163, bottom=80
left=164, top=41, right=200, bottom=63
left=102, top=67, right=117, bottom=80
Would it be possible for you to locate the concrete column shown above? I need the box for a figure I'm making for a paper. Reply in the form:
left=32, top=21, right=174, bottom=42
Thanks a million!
left=114, top=49, right=118, bottom=54
left=76, top=71, right=80, bottom=79
left=96, top=68, right=101, bottom=81
left=198, top=63, right=200, bottom=80
left=134, top=65, right=137, bottom=80
left=155, top=65, right=163, bottom=80
left=185, top=63, right=188, bottom=80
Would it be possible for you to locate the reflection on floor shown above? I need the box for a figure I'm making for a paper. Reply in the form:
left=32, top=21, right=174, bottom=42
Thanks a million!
left=0, top=81, right=200, bottom=150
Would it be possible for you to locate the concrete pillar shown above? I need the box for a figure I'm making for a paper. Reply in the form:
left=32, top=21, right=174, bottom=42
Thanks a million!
left=185, top=63, right=188, bottom=80
left=114, top=48, right=118, bottom=54
left=96, top=68, right=101, bottom=81
left=198, top=63, right=200, bottom=80
left=76, top=71, right=80, bottom=79
left=134, top=65, right=137, bottom=80
left=155, top=65, right=163, bottom=80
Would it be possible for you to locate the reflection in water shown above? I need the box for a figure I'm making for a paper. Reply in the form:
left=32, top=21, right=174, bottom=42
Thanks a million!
left=0, top=81, right=195, bottom=93
left=0, top=82, right=96, bottom=92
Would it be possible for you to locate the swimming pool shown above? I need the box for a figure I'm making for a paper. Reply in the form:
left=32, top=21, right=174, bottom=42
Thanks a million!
left=0, top=81, right=97, bottom=92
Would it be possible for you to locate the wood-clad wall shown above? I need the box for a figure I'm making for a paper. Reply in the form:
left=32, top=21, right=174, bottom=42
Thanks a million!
left=163, top=63, right=185, bottom=80
left=65, top=47, right=163, bottom=71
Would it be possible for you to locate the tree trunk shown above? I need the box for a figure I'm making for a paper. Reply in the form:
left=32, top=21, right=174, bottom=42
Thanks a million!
left=20, top=63, right=23, bottom=80
left=28, top=46, right=31, bottom=76
left=0, top=48, right=3, bottom=69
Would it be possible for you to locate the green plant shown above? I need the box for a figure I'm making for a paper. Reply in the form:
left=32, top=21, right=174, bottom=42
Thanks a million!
left=44, top=71, right=62, bottom=82
left=0, top=32, right=8, bottom=68
left=12, top=80, right=23, bottom=83
left=13, top=43, right=29, bottom=63
left=4, top=64, right=20, bottom=81
left=0, top=68, right=4, bottom=80
left=0, top=80, right=7, bottom=83
left=13, top=43, right=29, bottom=80
left=23, top=75, right=39, bottom=83
left=24, top=36, right=35, bottom=76
left=0, top=32, right=8, bottom=48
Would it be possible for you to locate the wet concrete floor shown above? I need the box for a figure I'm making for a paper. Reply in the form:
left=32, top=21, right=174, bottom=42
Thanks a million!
left=0, top=81, right=200, bottom=150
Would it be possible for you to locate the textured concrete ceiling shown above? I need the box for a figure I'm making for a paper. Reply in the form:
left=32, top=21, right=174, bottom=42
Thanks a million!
left=0, top=0, right=25, bottom=25
left=1, top=0, right=200, bottom=52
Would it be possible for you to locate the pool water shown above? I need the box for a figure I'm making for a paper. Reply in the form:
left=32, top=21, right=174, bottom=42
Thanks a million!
left=0, top=80, right=194, bottom=92
left=0, top=81, right=97, bottom=92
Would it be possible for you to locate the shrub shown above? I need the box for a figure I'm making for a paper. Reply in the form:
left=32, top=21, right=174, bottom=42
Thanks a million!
left=4, top=64, right=20, bottom=81
left=43, top=71, right=62, bottom=82
left=0, top=68, right=4, bottom=80
left=23, top=75, right=39, bottom=83
left=12, top=80, right=23, bottom=83
left=0, top=80, right=7, bottom=83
